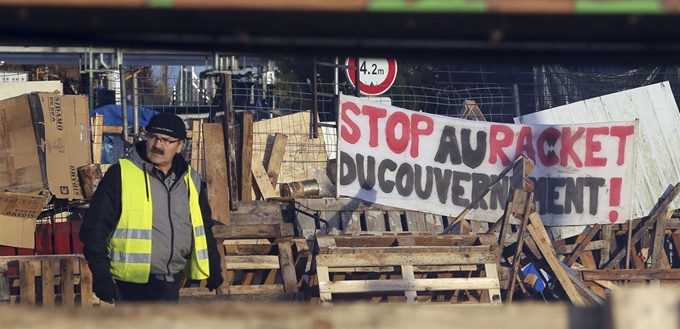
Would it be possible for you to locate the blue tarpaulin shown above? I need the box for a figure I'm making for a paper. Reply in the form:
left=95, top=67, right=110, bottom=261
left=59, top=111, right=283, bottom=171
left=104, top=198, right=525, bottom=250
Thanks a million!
left=522, top=263, right=551, bottom=292
left=90, top=104, right=158, bottom=127
left=90, top=105, right=160, bottom=164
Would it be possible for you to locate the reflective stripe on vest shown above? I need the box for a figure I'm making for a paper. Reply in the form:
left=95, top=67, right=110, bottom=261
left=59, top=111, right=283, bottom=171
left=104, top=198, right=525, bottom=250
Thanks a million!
left=109, top=160, right=211, bottom=283
left=183, top=170, right=210, bottom=279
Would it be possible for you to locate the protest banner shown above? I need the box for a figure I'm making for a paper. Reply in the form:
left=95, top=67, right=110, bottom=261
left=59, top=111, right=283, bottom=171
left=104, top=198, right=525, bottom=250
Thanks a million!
left=337, top=94, right=638, bottom=226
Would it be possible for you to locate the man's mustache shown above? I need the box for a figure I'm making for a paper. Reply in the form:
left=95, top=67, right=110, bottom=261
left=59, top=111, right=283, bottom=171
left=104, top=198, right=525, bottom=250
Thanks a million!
left=150, top=147, right=164, bottom=155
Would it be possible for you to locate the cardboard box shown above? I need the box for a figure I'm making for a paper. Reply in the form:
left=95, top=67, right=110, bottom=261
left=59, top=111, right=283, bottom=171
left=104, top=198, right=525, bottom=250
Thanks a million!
left=0, top=191, right=50, bottom=248
left=62, top=95, right=93, bottom=199
left=0, top=93, right=92, bottom=200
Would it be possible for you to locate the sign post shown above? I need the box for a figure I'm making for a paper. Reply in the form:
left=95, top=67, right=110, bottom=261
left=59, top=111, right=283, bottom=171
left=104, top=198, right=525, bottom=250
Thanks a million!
left=345, top=58, right=397, bottom=96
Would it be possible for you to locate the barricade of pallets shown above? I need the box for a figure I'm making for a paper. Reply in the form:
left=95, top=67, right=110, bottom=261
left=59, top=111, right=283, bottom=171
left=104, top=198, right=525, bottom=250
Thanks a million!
left=309, top=232, right=502, bottom=305
left=0, top=254, right=93, bottom=307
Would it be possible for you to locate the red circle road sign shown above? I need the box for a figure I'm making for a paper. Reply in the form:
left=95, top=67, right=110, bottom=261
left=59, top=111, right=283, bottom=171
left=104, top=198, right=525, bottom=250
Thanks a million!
left=345, top=58, right=398, bottom=96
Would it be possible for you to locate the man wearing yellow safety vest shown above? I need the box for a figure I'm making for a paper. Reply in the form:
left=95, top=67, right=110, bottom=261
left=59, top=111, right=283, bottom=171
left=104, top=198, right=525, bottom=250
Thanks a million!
left=80, top=113, right=224, bottom=303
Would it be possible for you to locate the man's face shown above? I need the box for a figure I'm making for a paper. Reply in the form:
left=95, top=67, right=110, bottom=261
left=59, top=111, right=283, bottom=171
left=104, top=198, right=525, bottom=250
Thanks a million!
left=145, top=132, right=184, bottom=168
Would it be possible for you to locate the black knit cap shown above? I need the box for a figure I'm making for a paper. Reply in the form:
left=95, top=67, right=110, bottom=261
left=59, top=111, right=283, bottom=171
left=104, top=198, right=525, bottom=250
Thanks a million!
left=145, top=113, right=187, bottom=140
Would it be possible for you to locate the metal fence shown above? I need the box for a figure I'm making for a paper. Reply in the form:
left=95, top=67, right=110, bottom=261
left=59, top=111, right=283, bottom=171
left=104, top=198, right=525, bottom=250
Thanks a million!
left=111, top=62, right=680, bottom=184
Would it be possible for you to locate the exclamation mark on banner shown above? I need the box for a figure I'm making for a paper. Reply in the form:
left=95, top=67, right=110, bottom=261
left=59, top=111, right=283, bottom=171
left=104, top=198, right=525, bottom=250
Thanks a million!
left=609, top=177, right=622, bottom=223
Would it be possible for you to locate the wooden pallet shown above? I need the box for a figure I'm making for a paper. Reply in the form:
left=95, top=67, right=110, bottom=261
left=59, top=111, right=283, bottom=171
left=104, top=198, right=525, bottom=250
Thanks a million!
left=0, top=255, right=93, bottom=307
left=181, top=237, right=304, bottom=298
left=310, top=233, right=502, bottom=305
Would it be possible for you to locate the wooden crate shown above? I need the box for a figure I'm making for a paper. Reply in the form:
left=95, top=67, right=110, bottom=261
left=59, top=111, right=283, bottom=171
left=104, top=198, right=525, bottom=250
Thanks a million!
left=0, top=255, right=93, bottom=307
left=310, top=233, right=502, bottom=305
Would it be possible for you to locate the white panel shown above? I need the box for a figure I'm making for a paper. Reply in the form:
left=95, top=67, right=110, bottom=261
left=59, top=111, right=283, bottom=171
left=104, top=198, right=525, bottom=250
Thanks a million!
left=0, top=81, right=63, bottom=101
left=517, top=81, right=680, bottom=219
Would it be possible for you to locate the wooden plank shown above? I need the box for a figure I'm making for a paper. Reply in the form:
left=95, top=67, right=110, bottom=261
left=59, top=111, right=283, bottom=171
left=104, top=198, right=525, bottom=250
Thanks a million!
left=212, top=223, right=293, bottom=239
left=564, top=224, right=602, bottom=267
left=226, top=255, right=280, bottom=270
left=266, top=133, right=288, bottom=187
left=90, top=114, right=103, bottom=164
left=342, top=212, right=362, bottom=232
left=222, top=285, right=285, bottom=295
left=326, top=265, right=479, bottom=273
left=60, top=258, right=75, bottom=307
left=41, top=259, right=55, bottom=307
left=322, top=235, right=485, bottom=248
left=554, top=240, right=608, bottom=255
left=277, top=242, right=299, bottom=293
left=318, top=277, right=500, bottom=294
left=405, top=212, right=426, bottom=231
left=651, top=210, right=672, bottom=269
left=365, top=210, right=386, bottom=232
left=223, top=76, right=239, bottom=211
left=386, top=211, right=403, bottom=231
left=400, top=265, right=418, bottom=304
left=581, top=269, right=680, bottom=281
left=316, top=252, right=497, bottom=267
left=599, top=225, right=612, bottom=268
left=317, top=266, right=332, bottom=306
left=19, top=260, right=36, bottom=306
left=484, top=263, right=503, bottom=305
left=79, top=259, right=93, bottom=307
left=181, top=285, right=285, bottom=296
left=216, top=239, right=230, bottom=294
left=203, top=123, right=231, bottom=224
left=604, top=183, right=680, bottom=269
left=423, top=213, right=444, bottom=233
left=324, top=246, right=494, bottom=255
left=527, top=213, right=586, bottom=306
left=241, top=112, right=254, bottom=201
left=252, top=157, right=277, bottom=199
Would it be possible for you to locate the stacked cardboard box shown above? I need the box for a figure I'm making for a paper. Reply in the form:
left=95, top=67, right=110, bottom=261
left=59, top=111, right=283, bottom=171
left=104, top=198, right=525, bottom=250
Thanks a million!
left=0, top=92, right=91, bottom=248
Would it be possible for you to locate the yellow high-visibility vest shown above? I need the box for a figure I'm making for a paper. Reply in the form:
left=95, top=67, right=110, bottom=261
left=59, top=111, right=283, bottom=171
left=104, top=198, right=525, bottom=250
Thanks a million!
left=108, top=159, right=210, bottom=283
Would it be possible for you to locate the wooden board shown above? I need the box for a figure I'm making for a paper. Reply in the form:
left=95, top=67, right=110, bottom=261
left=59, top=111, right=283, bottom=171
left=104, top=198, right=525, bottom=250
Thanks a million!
left=202, top=123, right=231, bottom=224
left=240, top=112, right=254, bottom=201
left=252, top=111, right=328, bottom=185
left=252, top=158, right=277, bottom=199
left=90, top=114, right=103, bottom=164
left=315, top=252, right=496, bottom=267
left=212, top=223, right=294, bottom=239
left=266, top=133, right=288, bottom=187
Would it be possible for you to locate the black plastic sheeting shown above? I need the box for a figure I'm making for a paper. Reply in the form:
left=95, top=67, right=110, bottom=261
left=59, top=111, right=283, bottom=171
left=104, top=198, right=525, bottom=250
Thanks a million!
left=533, top=64, right=680, bottom=113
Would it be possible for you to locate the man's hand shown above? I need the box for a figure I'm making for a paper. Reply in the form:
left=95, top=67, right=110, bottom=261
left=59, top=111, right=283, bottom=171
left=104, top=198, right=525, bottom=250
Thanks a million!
left=206, top=274, right=224, bottom=292
left=93, top=276, right=118, bottom=303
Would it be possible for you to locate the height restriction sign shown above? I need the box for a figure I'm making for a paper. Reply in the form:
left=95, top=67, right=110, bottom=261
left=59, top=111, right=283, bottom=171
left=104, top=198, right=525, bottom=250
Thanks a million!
left=345, top=58, right=397, bottom=96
